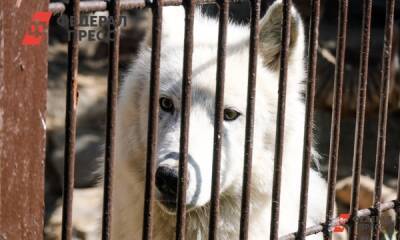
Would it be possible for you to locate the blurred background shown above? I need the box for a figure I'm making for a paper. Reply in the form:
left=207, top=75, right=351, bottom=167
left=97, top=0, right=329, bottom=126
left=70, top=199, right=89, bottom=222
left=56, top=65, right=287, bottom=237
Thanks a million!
left=45, top=1, right=400, bottom=239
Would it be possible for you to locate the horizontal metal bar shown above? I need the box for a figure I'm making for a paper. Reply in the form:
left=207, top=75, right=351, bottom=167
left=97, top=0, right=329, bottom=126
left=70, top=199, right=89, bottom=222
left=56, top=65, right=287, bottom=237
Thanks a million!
left=49, top=0, right=219, bottom=14
left=280, top=201, right=397, bottom=240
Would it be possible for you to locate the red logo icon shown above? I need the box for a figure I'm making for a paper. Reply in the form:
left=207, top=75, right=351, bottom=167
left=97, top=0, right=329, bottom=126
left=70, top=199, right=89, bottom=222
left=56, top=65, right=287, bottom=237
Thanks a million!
left=22, top=11, right=52, bottom=46
left=333, top=213, right=350, bottom=233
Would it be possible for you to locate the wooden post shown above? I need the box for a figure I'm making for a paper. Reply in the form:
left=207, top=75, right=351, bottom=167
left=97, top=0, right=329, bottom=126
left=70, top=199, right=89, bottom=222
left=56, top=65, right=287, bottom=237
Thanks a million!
left=0, top=0, right=48, bottom=239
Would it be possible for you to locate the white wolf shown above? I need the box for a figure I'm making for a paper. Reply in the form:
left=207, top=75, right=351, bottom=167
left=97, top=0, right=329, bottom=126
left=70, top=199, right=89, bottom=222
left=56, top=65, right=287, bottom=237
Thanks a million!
left=112, top=1, right=328, bottom=239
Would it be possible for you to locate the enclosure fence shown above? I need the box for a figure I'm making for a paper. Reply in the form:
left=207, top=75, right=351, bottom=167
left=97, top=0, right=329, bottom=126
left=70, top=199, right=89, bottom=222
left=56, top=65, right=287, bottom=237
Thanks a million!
left=0, top=0, right=398, bottom=239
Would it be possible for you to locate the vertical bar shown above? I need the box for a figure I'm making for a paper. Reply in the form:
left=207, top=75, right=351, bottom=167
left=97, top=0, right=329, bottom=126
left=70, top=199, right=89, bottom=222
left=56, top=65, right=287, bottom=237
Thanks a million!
left=371, top=1, right=396, bottom=239
left=324, top=0, right=348, bottom=239
left=238, top=0, right=261, bottom=238
left=208, top=0, right=229, bottom=239
left=397, top=154, right=400, bottom=240
left=296, top=0, right=320, bottom=239
left=101, top=0, right=121, bottom=239
left=269, top=0, right=292, bottom=239
left=142, top=1, right=163, bottom=239
left=348, top=0, right=373, bottom=239
left=0, top=0, right=47, bottom=239
left=176, top=0, right=195, bottom=239
left=61, top=0, right=80, bottom=239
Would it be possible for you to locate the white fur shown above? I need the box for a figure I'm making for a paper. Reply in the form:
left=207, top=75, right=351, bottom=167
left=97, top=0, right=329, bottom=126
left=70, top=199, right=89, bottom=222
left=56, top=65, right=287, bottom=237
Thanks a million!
left=111, top=2, right=328, bottom=239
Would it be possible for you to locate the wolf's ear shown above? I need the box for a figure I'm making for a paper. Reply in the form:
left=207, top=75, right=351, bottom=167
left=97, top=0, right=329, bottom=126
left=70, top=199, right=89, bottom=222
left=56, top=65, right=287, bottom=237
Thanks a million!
left=259, top=1, right=304, bottom=70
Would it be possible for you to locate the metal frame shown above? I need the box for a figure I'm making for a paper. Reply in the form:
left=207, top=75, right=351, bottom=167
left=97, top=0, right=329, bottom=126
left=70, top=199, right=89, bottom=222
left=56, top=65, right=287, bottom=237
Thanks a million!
left=1, top=0, right=397, bottom=239
left=0, top=1, right=48, bottom=239
left=51, top=0, right=399, bottom=239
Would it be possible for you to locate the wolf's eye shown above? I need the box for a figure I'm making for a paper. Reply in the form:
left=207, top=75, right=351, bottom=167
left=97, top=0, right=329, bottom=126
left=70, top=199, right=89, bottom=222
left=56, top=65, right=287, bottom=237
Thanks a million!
left=159, top=97, right=174, bottom=113
left=224, top=108, right=241, bottom=121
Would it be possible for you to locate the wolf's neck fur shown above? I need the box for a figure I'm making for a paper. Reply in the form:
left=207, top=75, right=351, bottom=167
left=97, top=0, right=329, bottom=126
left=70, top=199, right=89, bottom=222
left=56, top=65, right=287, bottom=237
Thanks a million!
left=112, top=160, right=273, bottom=240
left=150, top=185, right=270, bottom=240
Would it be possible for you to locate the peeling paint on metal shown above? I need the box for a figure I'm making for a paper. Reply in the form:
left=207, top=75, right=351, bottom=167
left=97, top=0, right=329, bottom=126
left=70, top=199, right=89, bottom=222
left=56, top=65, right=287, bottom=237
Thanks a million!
left=15, top=0, right=22, bottom=8
left=39, top=110, right=46, bottom=131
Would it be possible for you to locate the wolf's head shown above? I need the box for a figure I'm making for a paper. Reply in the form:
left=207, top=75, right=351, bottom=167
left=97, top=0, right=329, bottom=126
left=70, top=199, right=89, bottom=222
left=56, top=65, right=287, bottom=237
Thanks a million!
left=117, top=0, right=306, bottom=214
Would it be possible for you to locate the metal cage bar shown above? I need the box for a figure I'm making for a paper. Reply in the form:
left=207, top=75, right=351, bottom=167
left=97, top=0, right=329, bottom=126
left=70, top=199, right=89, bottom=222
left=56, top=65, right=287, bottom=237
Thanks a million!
left=269, top=0, right=292, bottom=239
left=324, top=0, right=348, bottom=239
left=208, top=0, right=229, bottom=239
left=49, top=0, right=220, bottom=14
left=371, top=0, right=396, bottom=239
left=142, top=1, right=163, bottom=239
left=41, top=0, right=400, bottom=239
left=176, top=1, right=196, bottom=239
left=238, top=0, right=261, bottom=238
left=348, top=0, right=373, bottom=239
left=61, top=0, right=80, bottom=239
left=296, top=0, right=320, bottom=238
left=397, top=154, right=400, bottom=240
left=101, top=0, right=121, bottom=239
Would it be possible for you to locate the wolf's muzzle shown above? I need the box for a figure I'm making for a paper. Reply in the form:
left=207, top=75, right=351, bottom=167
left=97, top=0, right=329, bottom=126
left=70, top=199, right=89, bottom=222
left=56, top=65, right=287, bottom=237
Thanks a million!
left=155, top=166, right=179, bottom=199
left=156, top=152, right=197, bottom=211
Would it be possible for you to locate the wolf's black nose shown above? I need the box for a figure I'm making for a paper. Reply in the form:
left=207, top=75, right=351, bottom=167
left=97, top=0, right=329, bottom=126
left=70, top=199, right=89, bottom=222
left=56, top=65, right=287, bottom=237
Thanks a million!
left=155, top=166, right=179, bottom=198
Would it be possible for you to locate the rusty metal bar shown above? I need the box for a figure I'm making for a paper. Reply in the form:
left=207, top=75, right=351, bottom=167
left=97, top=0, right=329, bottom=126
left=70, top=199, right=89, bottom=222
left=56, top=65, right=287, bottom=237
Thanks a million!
left=269, top=0, right=292, bottom=239
left=49, top=0, right=219, bottom=14
left=371, top=1, right=396, bottom=239
left=176, top=1, right=195, bottom=239
left=208, top=0, right=229, bottom=239
left=348, top=0, right=373, bottom=239
left=397, top=154, right=400, bottom=240
left=51, top=1, right=107, bottom=13
left=281, top=201, right=397, bottom=240
left=0, top=1, right=47, bottom=239
left=296, top=0, right=320, bottom=239
left=61, top=0, right=80, bottom=239
left=323, top=0, right=348, bottom=239
left=101, top=0, right=121, bottom=239
left=238, top=0, right=261, bottom=238
left=142, top=1, right=163, bottom=239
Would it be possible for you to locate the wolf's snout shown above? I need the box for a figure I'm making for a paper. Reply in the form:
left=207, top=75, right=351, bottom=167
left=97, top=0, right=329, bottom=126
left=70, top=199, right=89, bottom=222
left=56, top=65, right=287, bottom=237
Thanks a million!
left=156, top=166, right=179, bottom=198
